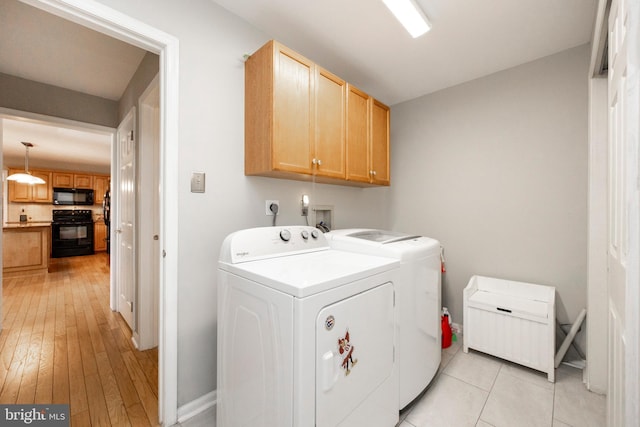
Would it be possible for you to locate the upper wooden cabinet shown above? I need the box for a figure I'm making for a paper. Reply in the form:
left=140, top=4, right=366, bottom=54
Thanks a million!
left=315, top=68, right=346, bottom=179
left=7, top=169, right=52, bottom=203
left=345, top=86, right=390, bottom=186
left=93, top=175, right=110, bottom=205
left=370, top=99, right=390, bottom=186
left=8, top=168, right=109, bottom=204
left=245, top=40, right=386, bottom=186
left=53, top=172, right=93, bottom=189
left=245, top=41, right=313, bottom=176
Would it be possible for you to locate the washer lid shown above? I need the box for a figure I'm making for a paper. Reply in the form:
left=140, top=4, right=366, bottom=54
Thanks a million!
left=348, top=230, right=419, bottom=243
left=219, top=249, right=398, bottom=298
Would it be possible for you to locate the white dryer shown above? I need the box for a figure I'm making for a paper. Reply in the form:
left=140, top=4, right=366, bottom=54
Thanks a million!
left=325, top=229, right=441, bottom=409
left=217, top=226, right=400, bottom=427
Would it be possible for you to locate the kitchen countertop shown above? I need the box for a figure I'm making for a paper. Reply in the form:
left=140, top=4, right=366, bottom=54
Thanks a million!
left=3, top=222, right=52, bottom=229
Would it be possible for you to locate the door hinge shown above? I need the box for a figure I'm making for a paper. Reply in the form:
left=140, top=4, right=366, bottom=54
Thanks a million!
left=129, top=130, right=134, bottom=141
left=393, top=290, right=396, bottom=307
left=162, top=249, right=166, bottom=258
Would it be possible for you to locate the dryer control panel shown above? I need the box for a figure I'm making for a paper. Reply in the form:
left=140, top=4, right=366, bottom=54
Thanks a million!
left=220, top=226, right=328, bottom=264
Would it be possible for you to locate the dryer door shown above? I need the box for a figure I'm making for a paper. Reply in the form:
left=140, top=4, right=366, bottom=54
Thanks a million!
left=315, top=282, right=395, bottom=427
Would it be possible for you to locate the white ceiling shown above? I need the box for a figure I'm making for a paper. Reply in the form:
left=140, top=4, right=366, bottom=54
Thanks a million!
left=0, top=0, right=146, bottom=101
left=2, top=117, right=112, bottom=174
left=211, top=0, right=598, bottom=105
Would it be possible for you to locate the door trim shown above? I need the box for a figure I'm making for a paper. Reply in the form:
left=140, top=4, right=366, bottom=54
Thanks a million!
left=19, top=1, right=181, bottom=424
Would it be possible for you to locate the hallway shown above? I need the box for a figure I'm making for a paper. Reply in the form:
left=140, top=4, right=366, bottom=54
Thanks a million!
left=0, top=253, right=158, bottom=426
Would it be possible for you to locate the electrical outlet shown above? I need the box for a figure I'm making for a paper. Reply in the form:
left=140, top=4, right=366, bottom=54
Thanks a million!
left=265, top=200, right=279, bottom=215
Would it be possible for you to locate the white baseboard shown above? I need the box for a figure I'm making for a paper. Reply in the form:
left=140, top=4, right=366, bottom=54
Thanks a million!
left=176, top=390, right=217, bottom=424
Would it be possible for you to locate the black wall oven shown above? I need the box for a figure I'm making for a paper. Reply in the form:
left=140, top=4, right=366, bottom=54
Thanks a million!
left=51, top=210, right=94, bottom=258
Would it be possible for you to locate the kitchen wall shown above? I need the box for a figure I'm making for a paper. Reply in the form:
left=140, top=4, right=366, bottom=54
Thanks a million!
left=50, top=0, right=391, bottom=408
left=0, top=72, right=118, bottom=127
left=389, top=44, right=590, bottom=350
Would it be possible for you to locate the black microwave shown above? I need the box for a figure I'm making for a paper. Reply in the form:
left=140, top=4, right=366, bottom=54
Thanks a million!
left=53, top=187, right=95, bottom=205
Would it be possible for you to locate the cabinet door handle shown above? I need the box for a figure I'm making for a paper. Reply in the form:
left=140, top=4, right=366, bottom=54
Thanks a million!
left=370, top=170, right=377, bottom=176
left=312, top=158, right=322, bottom=166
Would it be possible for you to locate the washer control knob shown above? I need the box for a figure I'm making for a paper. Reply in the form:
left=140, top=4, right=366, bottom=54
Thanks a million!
left=279, top=229, right=291, bottom=242
left=311, top=229, right=319, bottom=239
left=301, top=230, right=309, bottom=240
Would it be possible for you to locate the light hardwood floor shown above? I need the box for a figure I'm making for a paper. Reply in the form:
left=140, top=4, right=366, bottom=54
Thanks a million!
left=0, top=253, right=158, bottom=426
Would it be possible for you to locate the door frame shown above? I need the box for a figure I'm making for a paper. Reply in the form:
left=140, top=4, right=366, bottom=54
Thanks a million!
left=18, top=0, right=181, bottom=424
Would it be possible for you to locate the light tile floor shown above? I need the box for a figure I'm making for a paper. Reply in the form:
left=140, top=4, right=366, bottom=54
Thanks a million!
left=398, top=338, right=606, bottom=427
left=178, top=338, right=606, bottom=427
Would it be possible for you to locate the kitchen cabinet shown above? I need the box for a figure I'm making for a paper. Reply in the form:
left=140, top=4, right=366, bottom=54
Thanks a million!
left=315, top=67, right=346, bottom=179
left=94, top=175, right=110, bottom=205
left=7, top=169, right=52, bottom=203
left=345, top=87, right=390, bottom=186
left=370, top=99, right=390, bottom=185
left=52, top=172, right=93, bottom=189
left=245, top=40, right=385, bottom=185
left=346, top=85, right=371, bottom=183
left=3, top=224, right=50, bottom=274
left=246, top=40, right=315, bottom=176
left=94, top=222, right=107, bottom=252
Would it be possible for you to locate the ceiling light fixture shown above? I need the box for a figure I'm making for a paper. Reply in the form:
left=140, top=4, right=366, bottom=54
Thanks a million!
left=6, top=142, right=46, bottom=185
left=382, top=0, right=431, bottom=38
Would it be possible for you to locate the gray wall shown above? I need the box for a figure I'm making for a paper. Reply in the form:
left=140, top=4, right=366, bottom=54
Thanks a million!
left=389, top=45, right=590, bottom=351
left=119, top=51, right=159, bottom=122
left=0, top=72, right=118, bottom=127
left=89, top=0, right=392, bottom=407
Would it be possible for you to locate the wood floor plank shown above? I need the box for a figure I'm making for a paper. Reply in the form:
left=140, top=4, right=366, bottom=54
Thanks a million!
left=122, top=351, right=158, bottom=426
left=71, top=409, right=91, bottom=427
left=95, top=351, right=130, bottom=426
left=125, top=403, right=152, bottom=427
left=98, top=323, right=140, bottom=409
left=1, top=253, right=158, bottom=426
left=66, top=326, right=89, bottom=415
left=85, top=373, right=111, bottom=427
left=52, top=334, right=69, bottom=405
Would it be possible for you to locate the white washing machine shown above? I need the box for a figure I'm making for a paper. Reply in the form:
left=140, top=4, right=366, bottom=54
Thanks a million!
left=217, top=226, right=400, bottom=427
left=325, top=229, right=441, bottom=409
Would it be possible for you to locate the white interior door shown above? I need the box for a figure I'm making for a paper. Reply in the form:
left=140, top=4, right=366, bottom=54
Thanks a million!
left=117, top=108, right=136, bottom=330
left=607, top=0, right=628, bottom=424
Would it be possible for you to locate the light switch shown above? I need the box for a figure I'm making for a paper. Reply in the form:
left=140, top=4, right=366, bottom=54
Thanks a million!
left=191, top=172, right=205, bottom=193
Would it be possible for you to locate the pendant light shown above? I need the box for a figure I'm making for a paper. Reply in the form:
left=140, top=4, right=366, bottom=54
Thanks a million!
left=6, top=142, right=46, bottom=185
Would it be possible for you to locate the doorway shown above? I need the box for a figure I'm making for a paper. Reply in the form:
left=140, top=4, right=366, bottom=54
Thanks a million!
left=1, top=0, right=179, bottom=424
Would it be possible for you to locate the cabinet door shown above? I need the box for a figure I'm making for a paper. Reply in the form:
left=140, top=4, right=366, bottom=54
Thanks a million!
left=273, top=43, right=314, bottom=174
left=74, top=174, right=93, bottom=189
left=315, top=68, right=346, bottom=179
left=94, top=222, right=107, bottom=251
left=7, top=169, right=31, bottom=202
left=346, top=85, right=371, bottom=183
left=370, top=99, right=390, bottom=186
left=7, top=169, right=51, bottom=202
left=52, top=172, right=73, bottom=188
left=31, top=171, right=52, bottom=202
left=94, top=175, right=110, bottom=205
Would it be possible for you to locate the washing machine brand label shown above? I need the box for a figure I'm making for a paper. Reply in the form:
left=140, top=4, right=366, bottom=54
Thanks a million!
left=338, top=330, right=358, bottom=376
left=324, top=315, right=335, bottom=330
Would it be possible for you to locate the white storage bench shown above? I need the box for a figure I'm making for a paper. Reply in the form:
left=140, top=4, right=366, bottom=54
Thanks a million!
left=463, top=275, right=556, bottom=382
